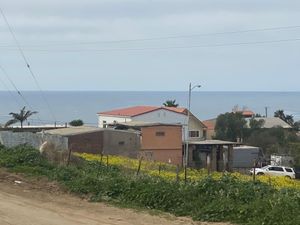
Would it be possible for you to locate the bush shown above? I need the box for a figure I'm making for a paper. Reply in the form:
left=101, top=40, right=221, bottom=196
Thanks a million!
left=0, top=145, right=299, bottom=225
left=69, top=119, right=84, bottom=126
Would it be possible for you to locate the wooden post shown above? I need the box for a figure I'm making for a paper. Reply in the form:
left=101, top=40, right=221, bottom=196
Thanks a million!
left=207, top=154, right=211, bottom=175
left=67, top=148, right=72, bottom=166
left=176, top=165, right=180, bottom=183
left=184, top=164, right=187, bottom=184
left=106, top=155, right=109, bottom=168
left=158, top=164, right=161, bottom=175
left=136, top=157, right=143, bottom=176
left=253, top=160, right=256, bottom=182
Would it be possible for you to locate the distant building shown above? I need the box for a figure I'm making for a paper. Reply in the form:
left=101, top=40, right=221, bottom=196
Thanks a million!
left=232, top=145, right=265, bottom=173
left=186, top=140, right=237, bottom=172
left=113, top=122, right=183, bottom=165
left=232, top=105, right=255, bottom=118
left=202, top=119, right=216, bottom=140
left=203, top=117, right=292, bottom=141
left=97, top=106, right=206, bottom=141
left=246, top=117, right=292, bottom=129
left=44, top=127, right=140, bottom=158
left=271, top=154, right=294, bottom=167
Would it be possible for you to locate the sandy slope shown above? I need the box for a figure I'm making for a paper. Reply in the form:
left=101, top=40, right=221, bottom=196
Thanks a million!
left=0, top=170, right=230, bottom=225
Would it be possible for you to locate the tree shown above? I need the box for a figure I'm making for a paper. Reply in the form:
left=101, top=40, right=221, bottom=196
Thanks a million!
left=163, top=99, right=179, bottom=107
left=249, top=118, right=265, bottom=129
left=5, top=107, right=37, bottom=128
left=274, top=109, right=299, bottom=130
left=274, top=109, right=294, bottom=126
left=274, top=110, right=285, bottom=121
left=69, top=119, right=84, bottom=126
left=294, top=121, right=300, bottom=131
left=214, top=112, right=247, bottom=142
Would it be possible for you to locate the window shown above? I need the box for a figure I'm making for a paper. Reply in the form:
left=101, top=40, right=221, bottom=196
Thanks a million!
left=285, top=168, right=293, bottom=172
left=156, top=131, right=165, bottom=136
left=269, top=167, right=284, bottom=172
left=103, top=120, right=107, bottom=128
left=118, top=141, right=125, bottom=146
left=189, top=131, right=200, bottom=138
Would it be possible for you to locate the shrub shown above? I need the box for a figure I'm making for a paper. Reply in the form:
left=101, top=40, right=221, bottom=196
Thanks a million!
left=0, top=146, right=300, bottom=225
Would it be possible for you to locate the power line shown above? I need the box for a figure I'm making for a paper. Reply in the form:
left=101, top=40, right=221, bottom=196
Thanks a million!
left=0, top=64, right=30, bottom=106
left=1, top=24, right=300, bottom=47
left=0, top=64, right=44, bottom=124
left=0, top=7, right=57, bottom=122
left=2, top=37, right=299, bottom=53
left=0, top=68, right=22, bottom=107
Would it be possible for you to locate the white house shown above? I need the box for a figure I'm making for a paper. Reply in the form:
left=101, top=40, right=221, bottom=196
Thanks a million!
left=97, top=106, right=207, bottom=141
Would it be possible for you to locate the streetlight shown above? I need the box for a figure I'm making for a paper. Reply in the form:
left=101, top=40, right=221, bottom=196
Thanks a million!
left=184, top=83, right=201, bottom=182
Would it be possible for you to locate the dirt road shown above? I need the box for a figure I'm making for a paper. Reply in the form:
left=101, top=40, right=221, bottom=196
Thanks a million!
left=0, top=170, right=229, bottom=225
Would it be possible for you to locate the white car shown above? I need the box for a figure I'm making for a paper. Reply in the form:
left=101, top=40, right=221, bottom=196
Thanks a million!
left=250, top=165, right=295, bottom=179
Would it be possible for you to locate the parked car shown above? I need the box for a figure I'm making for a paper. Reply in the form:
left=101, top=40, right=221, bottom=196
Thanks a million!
left=249, top=165, right=295, bottom=179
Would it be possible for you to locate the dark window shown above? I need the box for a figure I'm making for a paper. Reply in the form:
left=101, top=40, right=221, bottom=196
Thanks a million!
left=189, top=131, right=200, bottom=137
left=156, top=131, right=165, bottom=136
left=103, top=120, right=107, bottom=128
left=118, top=141, right=125, bottom=145
left=285, top=168, right=293, bottom=172
left=269, top=167, right=284, bottom=172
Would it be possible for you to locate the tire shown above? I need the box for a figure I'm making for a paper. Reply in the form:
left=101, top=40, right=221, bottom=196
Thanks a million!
left=257, top=172, right=264, bottom=176
left=285, top=176, right=292, bottom=179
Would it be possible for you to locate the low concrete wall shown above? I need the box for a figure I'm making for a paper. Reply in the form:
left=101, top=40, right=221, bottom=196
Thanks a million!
left=0, top=131, right=68, bottom=151
left=0, top=129, right=139, bottom=159
left=102, top=130, right=140, bottom=158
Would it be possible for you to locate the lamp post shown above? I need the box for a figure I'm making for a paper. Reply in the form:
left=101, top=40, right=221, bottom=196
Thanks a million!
left=184, top=82, right=201, bottom=182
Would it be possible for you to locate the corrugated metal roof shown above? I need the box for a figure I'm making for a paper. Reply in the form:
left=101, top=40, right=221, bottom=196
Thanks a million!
left=44, top=126, right=104, bottom=136
left=44, top=126, right=139, bottom=136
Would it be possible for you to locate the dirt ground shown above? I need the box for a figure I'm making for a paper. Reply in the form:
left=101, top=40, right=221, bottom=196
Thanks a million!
left=0, top=170, right=230, bottom=225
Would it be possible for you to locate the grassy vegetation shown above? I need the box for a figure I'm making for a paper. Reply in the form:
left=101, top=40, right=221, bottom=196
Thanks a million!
left=77, top=153, right=300, bottom=190
left=1, top=145, right=300, bottom=225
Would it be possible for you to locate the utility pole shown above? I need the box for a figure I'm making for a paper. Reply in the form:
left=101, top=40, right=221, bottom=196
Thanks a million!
left=184, top=83, right=201, bottom=183
left=265, top=106, right=269, bottom=118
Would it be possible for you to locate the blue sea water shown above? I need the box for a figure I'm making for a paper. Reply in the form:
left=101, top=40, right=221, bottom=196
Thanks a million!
left=0, top=91, right=299, bottom=126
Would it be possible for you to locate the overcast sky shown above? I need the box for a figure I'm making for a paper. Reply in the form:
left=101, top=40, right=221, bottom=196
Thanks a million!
left=0, top=0, right=300, bottom=91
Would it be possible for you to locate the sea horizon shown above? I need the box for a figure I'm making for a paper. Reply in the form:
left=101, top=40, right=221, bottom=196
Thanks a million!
left=1, top=91, right=299, bottom=126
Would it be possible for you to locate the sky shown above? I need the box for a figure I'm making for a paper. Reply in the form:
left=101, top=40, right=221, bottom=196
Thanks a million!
left=0, top=0, right=300, bottom=91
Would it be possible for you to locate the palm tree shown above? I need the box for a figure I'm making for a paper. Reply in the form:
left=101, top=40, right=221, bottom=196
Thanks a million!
left=274, top=110, right=285, bottom=120
left=5, top=107, right=38, bottom=128
left=163, top=99, right=179, bottom=107
left=274, top=110, right=294, bottom=126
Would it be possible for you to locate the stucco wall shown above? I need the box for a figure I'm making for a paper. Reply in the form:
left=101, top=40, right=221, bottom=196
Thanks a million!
left=140, top=149, right=182, bottom=166
left=188, top=115, right=205, bottom=141
left=98, top=115, right=132, bottom=128
left=140, top=125, right=183, bottom=165
left=68, top=132, right=103, bottom=154
left=141, top=126, right=182, bottom=150
left=0, top=131, right=68, bottom=150
left=102, top=130, right=140, bottom=158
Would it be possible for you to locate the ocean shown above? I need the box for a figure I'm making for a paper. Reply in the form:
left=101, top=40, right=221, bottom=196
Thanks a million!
left=0, top=91, right=299, bottom=126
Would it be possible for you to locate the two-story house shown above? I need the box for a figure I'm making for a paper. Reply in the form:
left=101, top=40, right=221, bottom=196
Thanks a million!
left=97, top=106, right=206, bottom=141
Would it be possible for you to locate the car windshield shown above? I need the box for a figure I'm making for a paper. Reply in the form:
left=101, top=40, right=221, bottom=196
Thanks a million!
left=261, top=166, right=269, bottom=169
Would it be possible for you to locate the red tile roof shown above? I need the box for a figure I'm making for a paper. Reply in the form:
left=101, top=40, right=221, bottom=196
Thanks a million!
left=237, top=110, right=255, bottom=117
left=202, top=119, right=216, bottom=130
left=98, top=106, right=188, bottom=117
